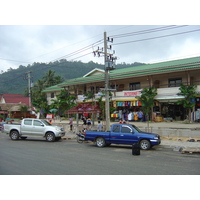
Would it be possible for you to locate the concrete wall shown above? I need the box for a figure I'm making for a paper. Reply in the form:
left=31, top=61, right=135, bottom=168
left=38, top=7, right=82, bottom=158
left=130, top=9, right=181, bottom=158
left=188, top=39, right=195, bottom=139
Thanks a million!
left=140, top=127, right=200, bottom=137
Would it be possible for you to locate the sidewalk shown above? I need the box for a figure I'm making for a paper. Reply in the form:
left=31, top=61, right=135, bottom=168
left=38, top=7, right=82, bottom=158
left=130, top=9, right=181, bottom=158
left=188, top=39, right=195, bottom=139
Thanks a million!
left=57, top=120, right=200, bottom=152
left=53, top=119, right=200, bottom=129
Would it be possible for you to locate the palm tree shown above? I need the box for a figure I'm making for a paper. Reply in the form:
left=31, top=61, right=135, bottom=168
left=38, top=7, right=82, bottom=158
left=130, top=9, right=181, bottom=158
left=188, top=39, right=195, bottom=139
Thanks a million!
left=42, top=70, right=64, bottom=87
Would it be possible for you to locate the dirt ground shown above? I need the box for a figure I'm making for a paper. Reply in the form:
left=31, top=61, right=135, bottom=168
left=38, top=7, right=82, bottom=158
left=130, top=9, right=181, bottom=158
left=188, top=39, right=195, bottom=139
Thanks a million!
left=161, top=136, right=200, bottom=142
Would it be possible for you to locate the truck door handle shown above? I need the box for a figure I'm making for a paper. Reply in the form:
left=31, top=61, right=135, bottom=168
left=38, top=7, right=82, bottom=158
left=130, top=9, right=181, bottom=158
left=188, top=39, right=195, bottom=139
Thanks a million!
left=120, top=134, right=124, bottom=136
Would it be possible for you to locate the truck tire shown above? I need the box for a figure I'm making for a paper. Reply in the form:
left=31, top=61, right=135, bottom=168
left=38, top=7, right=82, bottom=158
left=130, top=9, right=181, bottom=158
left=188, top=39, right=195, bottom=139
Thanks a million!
left=10, top=130, right=19, bottom=140
left=95, top=137, right=106, bottom=147
left=140, top=139, right=150, bottom=150
left=45, top=132, right=55, bottom=142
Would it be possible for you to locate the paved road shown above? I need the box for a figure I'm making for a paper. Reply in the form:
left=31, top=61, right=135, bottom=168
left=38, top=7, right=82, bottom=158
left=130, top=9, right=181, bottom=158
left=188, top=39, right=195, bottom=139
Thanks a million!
left=0, top=132, right=200, bottom=175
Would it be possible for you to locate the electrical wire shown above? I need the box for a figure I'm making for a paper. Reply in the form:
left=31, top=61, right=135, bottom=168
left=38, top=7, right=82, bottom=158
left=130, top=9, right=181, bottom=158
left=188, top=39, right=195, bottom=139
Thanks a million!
left=0, top=57, right=30, bottom=64
left=49, top=39, right=103, bottom=62
left=112, top=28, right=200, bottom=46
left=70, top=51, right=94, bottom=61
left=110, top=25, right=188, bottom=38
left=25, top=35, right=104, bottom=62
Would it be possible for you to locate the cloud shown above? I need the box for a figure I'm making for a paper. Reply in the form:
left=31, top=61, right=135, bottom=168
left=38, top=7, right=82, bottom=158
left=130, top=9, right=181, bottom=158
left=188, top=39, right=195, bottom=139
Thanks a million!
left=0, top=25, right=200, bottom=73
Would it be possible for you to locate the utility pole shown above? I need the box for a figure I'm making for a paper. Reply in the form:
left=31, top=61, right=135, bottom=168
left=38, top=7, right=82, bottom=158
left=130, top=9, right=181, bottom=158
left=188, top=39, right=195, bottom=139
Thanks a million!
left=24, top=71, right=32, bottom=107
left=104, top=32, right=111, bottom=131
left=93, top=32, right=117, bottom=131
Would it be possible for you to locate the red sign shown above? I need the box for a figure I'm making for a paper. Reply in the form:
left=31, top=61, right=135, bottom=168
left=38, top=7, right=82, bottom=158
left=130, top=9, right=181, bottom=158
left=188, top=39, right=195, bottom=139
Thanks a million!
left=46, top=114, right=54, bottom=119
left=124, top=91, right=141, bottom=96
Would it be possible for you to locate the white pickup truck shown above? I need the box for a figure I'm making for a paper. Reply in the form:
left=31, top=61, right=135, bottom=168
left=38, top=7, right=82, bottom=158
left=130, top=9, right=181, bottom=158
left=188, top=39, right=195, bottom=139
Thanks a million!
left=4, top=118, right=65, bottom=142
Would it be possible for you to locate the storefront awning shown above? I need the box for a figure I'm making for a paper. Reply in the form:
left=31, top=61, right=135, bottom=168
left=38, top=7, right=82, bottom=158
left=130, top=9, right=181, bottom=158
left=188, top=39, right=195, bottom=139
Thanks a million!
left=155, top=94, right=184, bottom=102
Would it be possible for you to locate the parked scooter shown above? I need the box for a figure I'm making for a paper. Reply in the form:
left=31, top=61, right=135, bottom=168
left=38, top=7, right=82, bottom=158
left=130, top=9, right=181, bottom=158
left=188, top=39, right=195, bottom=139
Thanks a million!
left=76, top=131, right=85, bottom=143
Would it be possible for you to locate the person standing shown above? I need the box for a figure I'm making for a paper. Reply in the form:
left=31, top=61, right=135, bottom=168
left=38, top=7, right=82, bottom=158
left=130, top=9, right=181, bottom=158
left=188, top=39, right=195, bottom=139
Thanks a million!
left=138, top=111, right=144, bottom=122
left=82, top=117, right=87, bottom=130
left=87, top=118, right=91, bottom=130
left=1, top=120, right=6, bottom=132
left=97, top=120, right=103, bottom=131
left=69, top=117, right=73, bottom=131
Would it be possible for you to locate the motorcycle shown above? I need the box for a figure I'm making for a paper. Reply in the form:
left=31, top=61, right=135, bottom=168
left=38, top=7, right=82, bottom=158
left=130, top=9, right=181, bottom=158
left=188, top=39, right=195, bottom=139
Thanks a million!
left=76, top=132, right=85, bottom=143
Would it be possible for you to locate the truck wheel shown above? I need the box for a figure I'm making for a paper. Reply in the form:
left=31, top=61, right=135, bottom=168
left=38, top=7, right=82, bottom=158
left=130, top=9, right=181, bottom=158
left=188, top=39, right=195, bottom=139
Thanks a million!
left=46, top=132, right=55, bottom=142
left=96, top=137, right=105, bottom=147
left=140, top=140, right=150, bottom=150
left=10, top=130, right=19, bottom=140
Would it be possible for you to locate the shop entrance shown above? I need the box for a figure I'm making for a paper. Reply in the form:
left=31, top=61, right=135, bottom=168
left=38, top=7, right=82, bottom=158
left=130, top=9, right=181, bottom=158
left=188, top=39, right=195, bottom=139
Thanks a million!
left=160, top=103, right=186, bottom=120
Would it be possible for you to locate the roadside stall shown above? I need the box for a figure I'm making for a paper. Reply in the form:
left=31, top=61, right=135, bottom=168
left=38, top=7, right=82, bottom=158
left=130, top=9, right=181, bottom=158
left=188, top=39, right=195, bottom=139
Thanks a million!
left=65, top=103, right=101, bottom=132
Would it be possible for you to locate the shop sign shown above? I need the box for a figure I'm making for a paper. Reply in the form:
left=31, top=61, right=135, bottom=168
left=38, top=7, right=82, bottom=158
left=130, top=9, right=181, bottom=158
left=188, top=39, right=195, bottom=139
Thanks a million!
left=124, top=91, right=141, bottom=97
left=46, top=114, right=54, bottom=119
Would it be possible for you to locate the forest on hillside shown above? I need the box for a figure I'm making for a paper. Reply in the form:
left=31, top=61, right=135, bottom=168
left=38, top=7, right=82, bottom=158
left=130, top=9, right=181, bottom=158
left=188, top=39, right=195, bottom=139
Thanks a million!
left=0, top=59, right=145, bottom=95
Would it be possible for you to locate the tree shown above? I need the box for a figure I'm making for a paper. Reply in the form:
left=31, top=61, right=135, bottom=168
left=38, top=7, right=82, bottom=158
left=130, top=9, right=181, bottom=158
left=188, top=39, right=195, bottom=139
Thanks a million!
left=19, top=105, right=29, bottom=118
left=177, top=84, right=197, bottom=122
left=50, top=90, right=76, bottom=116
left=30, top=70, right=64, bottom=118
left=136, top=87, right=157, bottom=131
left=42, top=70, right=64, bottom=87
left=83, top=91, right=95, bottom=103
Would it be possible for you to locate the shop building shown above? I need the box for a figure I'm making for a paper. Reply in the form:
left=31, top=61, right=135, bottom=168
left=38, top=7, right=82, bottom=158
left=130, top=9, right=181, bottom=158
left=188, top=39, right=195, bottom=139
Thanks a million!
left=43, top=56, right=200, bottom=121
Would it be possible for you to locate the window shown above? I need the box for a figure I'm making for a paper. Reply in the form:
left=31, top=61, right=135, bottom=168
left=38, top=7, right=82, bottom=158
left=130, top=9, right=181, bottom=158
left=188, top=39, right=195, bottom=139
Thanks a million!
left=168, top=78, right=182, bottom=87
left=33, top=120, right=43, bottom=126
left=153, top=80, right=160, bottom=88
left=129, top=82, right=140, bottom=90
left=51, top=93, right=55, bottom=98
left=112, top=125, right=120, bottom=133
left=121, top=126, right=132, bottom=133
left=24, top=120, right=32, bottom=125
left=110, top=84, right=118, bottom=89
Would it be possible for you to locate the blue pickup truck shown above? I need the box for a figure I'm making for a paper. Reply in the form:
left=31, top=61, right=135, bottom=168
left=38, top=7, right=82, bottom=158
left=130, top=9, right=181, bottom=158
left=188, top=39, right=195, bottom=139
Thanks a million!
left=85, top=123, right=161, bottom=150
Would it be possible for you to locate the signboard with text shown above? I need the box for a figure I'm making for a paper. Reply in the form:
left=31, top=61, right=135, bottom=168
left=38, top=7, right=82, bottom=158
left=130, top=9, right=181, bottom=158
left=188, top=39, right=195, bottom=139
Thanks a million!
left=124, top=90, right=141, bottom=97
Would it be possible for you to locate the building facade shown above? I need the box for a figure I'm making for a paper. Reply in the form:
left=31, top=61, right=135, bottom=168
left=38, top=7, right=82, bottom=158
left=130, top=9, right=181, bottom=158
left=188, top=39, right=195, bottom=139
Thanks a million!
left=43, top=56, right=200, bottom=122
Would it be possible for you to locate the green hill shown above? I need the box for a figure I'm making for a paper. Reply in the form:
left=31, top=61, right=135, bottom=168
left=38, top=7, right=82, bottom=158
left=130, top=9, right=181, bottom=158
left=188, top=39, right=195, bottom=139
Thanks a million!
left=0, top=59, right=145, bottom=95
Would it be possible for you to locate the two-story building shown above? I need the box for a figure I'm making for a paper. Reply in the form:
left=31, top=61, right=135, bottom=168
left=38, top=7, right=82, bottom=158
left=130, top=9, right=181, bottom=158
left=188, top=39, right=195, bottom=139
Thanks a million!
left=43, top=56, right=200, bottom=122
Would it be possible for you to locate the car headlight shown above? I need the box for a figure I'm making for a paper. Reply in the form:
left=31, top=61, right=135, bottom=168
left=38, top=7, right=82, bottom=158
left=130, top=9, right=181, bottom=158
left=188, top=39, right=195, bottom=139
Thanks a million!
left=154, top=137, right=158, bottom=140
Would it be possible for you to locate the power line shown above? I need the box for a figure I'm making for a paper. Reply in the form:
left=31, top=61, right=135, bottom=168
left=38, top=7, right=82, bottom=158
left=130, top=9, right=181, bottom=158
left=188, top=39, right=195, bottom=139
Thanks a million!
left=24, top=34, right=104, bottom=62
left=110, top=25, right=188, bottom=38
left=49, top=40, right=103, bottom=62
left=70, top=51, right=94, bottom=61
left=0, top=57, right=30, bottom=64
left=112, top=28, right=200, bottom=46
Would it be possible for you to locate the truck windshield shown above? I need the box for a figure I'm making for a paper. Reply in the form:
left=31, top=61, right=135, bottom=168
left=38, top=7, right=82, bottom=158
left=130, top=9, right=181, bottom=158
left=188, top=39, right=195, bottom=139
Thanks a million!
left=40, top=119, right=52, bottom=126
left=130, top=124, right=143, bottom=132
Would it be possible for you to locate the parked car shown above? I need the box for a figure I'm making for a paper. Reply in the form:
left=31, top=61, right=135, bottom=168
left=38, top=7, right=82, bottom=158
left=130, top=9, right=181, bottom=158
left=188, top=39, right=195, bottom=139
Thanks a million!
left=85, top=123, right=161, bottom=150
left=4, top=118, right=65, bottom=142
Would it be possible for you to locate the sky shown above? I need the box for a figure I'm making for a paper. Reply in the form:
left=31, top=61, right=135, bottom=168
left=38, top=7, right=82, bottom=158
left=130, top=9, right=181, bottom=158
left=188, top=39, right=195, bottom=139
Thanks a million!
left=1, top=24, right=200, bottom=73
left=0, top=1, right=200, bottom=74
